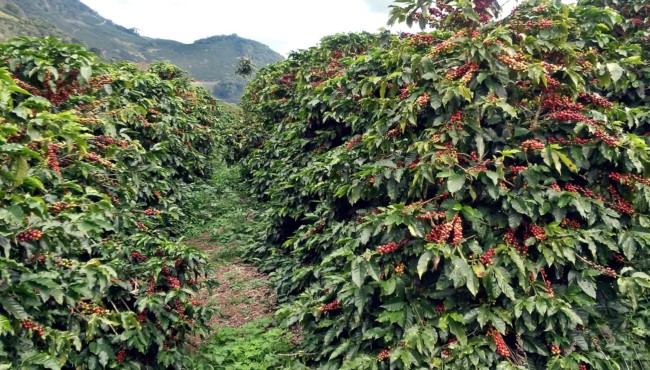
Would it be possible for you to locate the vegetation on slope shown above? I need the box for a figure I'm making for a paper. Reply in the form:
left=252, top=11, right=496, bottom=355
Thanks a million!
left=239, top=0, right=650, bottom=368
left=0, top=0, right=284, bottom=102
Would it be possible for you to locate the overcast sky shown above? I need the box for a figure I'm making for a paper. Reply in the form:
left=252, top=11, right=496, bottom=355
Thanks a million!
left=78, top=0, right=403, bottom=55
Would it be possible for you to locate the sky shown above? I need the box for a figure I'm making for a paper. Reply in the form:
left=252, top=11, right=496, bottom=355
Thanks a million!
left=78, top=0, right=404, bottom=55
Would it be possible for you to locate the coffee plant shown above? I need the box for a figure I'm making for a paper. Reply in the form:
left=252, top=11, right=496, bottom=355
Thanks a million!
left=0, top=37, right=227, bottom=368
left=240, top=0, right=650, bottom=368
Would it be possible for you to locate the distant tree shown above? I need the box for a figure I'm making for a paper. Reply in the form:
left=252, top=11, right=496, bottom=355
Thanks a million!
left=212, top=80, right=245, bottom=102
left=235, top=57, right=256, bottom=78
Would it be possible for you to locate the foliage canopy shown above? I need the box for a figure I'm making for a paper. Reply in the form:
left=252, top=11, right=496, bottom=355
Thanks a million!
left=240, top=0, right=650, bottom=368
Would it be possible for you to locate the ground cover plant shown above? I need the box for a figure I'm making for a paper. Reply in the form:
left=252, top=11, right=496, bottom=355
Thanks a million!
left=0, top=37, right=229, bottom=368
left=240, top=0, right=650, bottom=368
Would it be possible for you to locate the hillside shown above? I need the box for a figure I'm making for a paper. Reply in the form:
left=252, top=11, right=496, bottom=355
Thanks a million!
left=0, top=0, right=283, bottom=102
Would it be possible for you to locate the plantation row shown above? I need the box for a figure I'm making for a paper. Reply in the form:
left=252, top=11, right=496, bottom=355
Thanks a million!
left=239, top=0, right=650, bottom=368
left=0, top=38, right=238, bottom=368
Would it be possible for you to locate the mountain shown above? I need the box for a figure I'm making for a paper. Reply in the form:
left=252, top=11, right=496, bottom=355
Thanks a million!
left=0, top=0, right=283, bottom=102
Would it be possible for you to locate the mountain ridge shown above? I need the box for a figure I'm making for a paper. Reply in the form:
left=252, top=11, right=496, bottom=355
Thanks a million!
left=0, top=0, right=284, bottom=102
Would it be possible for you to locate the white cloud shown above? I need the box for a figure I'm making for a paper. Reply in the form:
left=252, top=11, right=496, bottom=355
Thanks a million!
left=362, top=0, right=394, bottom=13
left=78, top=0, right=409, bottom=55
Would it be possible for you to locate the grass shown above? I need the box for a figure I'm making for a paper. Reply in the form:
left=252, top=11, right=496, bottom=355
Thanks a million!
left=188, top=318, right=307, bottom=370
left=180, top=161, right=307, bottom=369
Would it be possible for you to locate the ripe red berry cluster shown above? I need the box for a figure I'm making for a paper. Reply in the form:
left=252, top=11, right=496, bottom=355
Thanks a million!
left=509, top=18, right=554, bottom=30
left=540, top=268, right=555, bottom=298
left=278, top=73, right=295, bottom=85
left=116, top=348, right=127, bottom=363
left=629, top=18, right=644, bottom=26
left=446, top=61, right=478, bottom=81
left=46, top=143, right=61, bottom=173
left=435, top=304, right=445, bottom=314
left=416, top=93, right=430, bottom=109
left=17, top=229, right=43, bottom=242
left=137, top=311, right=147, bottom=323
left=173, top=297, right=187, bottom=319
left=546, top=136, right=593, bottom=146
left=467, top=165, right=487, bottom=172
left=543, top=94, right=585, bottom=113
left=146, top=277, right=156, bottom=295
left=161, top=266, right=172, bottom=276
left=405, top=33, right=435, bottom=47
left=609, top=172, right=650, bottom=187
left=579, top=364, right=588, bottom=370
left=331, top=50, right=343, bottom=59
left=346, top=135, right=362, bottom=150
left=55, top=258, right=75, bottom=269
left=399, top=84, right=411, bottom=100
left=416, top=211, right=444, bottom=221
left=167, top=277, right=181, bottom=290
left=530, top=224, right=547, bottom=241
left=387, top=127, right=402, bottom=137
left=425, top=220, right=452, bottom=243
left=560, top=218, right=581, bottom=229
left=479, top=248, right=495, bottom=265
left=22, top=320, right=45, bottom=336
left=130, top=251, right=147, bottom=262
left=607, top=185, right=634, bottom=214
left=583, top=258, right=617, bottom=277
left=136, top=222, right=149, bottom=232
left=520, top=139, right=544, bottom=151
left=49, top=201, right=72, bottom=213
left=487, top=327, right=510, bottom=357
left=592, top=128, right=619, bottom=146
left=451, top=215, right=463, bottom=245
left=377, top=348, right=391, bottom=361
left=431, top=30, right=466, bottom=56
left=143, top=208, right=161, bottom=216
left=35, top=253, right=47, bottom=264
left=508, top=165, right=528, bottom=175
left=505, top=228, right=527, bottom=255
left=377, top=239, right=408, bottom=254
left=578, top=92, right=613, bottom=109
left=408, top=156, right=420, bottom=170
left=473, top=0, right=495, bottom=19
left=78, top=302, right=108, bottom=316
left=318, top=300, right=342, bottom=313
left=612, top=252, right=624, bottom=263
left=549, top=343, right=561, bottom=356
left=498, top=53, right=527, bottom=72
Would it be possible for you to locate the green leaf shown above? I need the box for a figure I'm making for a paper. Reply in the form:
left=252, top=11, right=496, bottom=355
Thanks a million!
left=0, top=314, right=11, bottom=334
left=493, top=267, right=515, bottom=300
left=577, top=276, right=596, bottom=299
left=12, top=157, right=29, bottom=188
left=351, top=258, right=367, bottom=287
left=80, top=66, right=92, bottom=81
left=606, top=62, right=623, bottom=82
left=447, top=174, right=466, bottom=193
left=450, top=258, right=478, bottom=295
left=449, top=320, right=467, bottom=346
left=554, top=150, right=577, bottom=173
left=0, top=296, right=28, bottom=320
left=417, top=251, right=432, bottom=279
left=561, top=307, right=583, bottom=326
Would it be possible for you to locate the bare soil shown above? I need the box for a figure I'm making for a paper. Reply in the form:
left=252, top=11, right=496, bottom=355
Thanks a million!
left=185, top=232, right=277, bottom=329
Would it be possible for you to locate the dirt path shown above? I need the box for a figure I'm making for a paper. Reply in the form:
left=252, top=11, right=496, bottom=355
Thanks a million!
left=185, top=232, right=277, bottom=329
